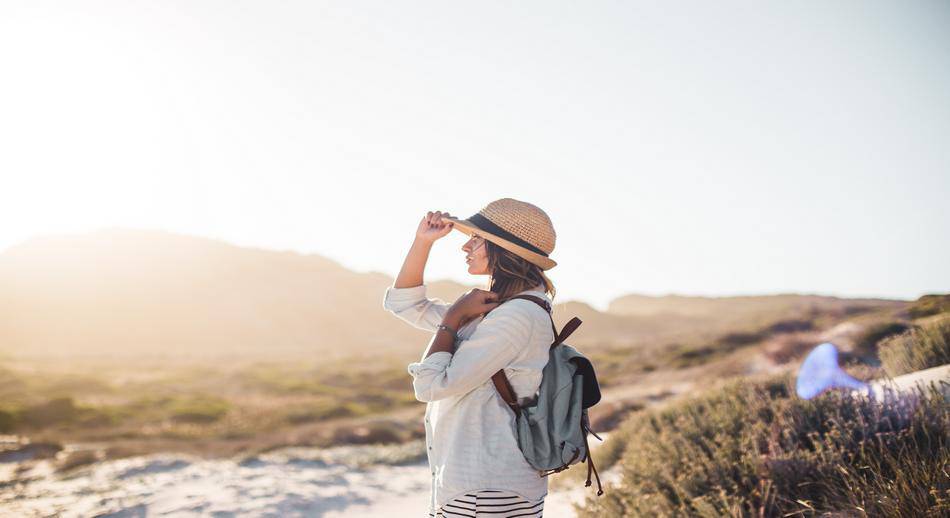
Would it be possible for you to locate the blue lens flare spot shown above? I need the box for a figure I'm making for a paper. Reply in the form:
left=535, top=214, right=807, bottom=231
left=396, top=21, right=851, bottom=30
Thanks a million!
left=796, top=342, right=869, bottom=399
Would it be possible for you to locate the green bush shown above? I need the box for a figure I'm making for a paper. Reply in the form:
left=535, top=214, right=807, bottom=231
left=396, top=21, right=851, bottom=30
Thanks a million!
left=879, top=316, right=950, bottom=377
left=577, top=374, right=949, bottom=518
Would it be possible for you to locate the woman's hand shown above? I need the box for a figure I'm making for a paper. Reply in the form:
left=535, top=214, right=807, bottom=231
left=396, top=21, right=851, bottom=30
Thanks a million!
left=415, top=211, right=455, bottom=244
left=446, top=288, right=501, bottom=327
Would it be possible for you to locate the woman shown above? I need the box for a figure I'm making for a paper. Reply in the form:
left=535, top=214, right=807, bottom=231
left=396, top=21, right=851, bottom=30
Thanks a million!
left=383, top=198, right=559, bottom=518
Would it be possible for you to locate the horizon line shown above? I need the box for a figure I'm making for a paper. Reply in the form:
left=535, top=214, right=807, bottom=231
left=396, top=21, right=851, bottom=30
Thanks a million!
left=0, top=225, right=929, bottom=305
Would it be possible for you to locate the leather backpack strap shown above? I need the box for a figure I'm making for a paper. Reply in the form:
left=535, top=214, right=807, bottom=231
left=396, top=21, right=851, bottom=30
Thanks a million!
left=510, top=295, right=557, bottom=341
left=491, top=369, right=522, bottom=417
left=489, top=294, right=583, bottom=416
left=510, top=294, right=583, bottom=349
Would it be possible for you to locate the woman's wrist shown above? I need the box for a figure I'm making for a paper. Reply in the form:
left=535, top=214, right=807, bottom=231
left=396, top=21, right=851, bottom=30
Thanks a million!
left=442, top=310, right=464, bottom=329
left=413, top=236, right=435, bottom=248
left=423, top=313, right=461, bottom=359
left=436, top=323, right=459, bottom=342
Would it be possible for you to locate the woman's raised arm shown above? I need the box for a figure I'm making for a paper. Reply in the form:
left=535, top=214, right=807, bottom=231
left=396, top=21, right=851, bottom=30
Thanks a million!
left=393, top=211, right=455, bottom=288
left=384, top=211, right=458, bottom=332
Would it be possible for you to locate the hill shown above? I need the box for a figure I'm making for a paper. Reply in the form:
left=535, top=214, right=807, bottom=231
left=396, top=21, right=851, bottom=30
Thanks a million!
left=0, top=229, right=445, bottom=359
left=0, top=228, right=907, bottom=361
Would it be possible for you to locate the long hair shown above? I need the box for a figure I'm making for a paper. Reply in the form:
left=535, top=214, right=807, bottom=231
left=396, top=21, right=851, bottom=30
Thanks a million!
left=485, top=240, right=556, bottom=303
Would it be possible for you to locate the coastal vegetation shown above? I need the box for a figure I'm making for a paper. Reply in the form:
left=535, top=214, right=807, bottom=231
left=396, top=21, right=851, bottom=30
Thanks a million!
left=0, top=357, right=422, bottom=462
left=576, top=373, right=948, bottom=517
left=879, top=314, right=950, bottom=377
left=574, top=296, right=950, bottom=517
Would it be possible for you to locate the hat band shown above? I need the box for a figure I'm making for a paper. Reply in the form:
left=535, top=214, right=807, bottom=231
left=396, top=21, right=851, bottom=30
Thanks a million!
left=467, top=213, right=549, bottom=257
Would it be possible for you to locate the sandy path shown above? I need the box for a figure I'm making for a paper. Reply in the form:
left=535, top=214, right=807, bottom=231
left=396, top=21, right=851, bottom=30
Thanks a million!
left=1, top=436, right=619, bottom=517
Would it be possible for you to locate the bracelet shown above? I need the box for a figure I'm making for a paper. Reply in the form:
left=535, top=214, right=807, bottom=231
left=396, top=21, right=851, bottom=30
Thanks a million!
left=437, top=323, right=458, bottom=341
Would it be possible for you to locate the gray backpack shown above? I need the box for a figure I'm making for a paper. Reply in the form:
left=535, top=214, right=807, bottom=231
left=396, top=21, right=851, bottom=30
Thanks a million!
left=490, top=294, right=605, bottom=496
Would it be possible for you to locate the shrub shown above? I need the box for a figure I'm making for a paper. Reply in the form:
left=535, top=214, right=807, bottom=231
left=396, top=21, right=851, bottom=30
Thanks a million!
left=6, top=397, right=123, bottom=431
left=0, top=408, right=15, bottom=433
left=908, top=294, right=950, bottom=320
left=20, top=397, right=78, bottom=428
left=719, top=331, right=764, bottom=347
left=667, top=344, right=720, bottom=368
left=667, top=330, right=768, bottom=369
left=851, top=321, right=910, bottom=360
left=58, top=450, right=100, bottom=472
left=74, top=405, right=122, bottom=427
left=577, top=374, right=949, bottom=518
left=283, top=400, right=355, bottom=424
left=168, top=396, right=230, bottom=424
left=590, top=400, right=645, bottom=432
left=764, top=319, right=814, bottom=334
left=879, top=315, right=950, bottom=377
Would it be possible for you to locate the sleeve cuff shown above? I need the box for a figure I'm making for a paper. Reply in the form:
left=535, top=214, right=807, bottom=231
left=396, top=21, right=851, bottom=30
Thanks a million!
left=383, top=284, right=427, bottom=305
left=407, top=351, right=453, bottom=376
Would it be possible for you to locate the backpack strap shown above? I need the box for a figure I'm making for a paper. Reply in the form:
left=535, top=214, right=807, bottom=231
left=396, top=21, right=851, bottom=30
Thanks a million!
left=582, top=409, right=605, bottom=495
left=507, top=295, right=584, bottom=349
left=489, top=294, right=584, bottom=417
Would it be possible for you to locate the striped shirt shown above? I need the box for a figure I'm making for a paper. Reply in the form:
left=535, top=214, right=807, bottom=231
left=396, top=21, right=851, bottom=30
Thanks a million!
left=430, top=489, right=544, bottom=517
left=382, top=283, right=553, bottom=514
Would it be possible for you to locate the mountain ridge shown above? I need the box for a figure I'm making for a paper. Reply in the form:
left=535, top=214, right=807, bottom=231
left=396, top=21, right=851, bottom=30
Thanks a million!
left=0, top=228, right=906, bottom=359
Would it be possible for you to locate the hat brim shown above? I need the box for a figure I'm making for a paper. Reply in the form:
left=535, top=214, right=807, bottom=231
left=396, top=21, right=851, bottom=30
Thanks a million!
left=443, top=215, right=557, bottom=271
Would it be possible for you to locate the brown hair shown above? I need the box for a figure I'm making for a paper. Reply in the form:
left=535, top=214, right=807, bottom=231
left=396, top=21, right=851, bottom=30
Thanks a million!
left=485, top=240, right=556, bottom=303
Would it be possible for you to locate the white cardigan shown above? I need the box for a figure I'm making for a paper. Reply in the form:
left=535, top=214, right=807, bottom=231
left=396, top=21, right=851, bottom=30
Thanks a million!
left=382, top=283, right=554, bottom=513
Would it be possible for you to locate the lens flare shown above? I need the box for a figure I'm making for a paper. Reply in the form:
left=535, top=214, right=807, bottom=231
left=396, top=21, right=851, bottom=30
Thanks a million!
left=795, top=342, right=869, bottom=399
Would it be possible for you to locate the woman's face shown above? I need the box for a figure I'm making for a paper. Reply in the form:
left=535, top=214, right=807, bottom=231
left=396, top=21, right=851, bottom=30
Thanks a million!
left=462, top=233, right=490, bottom=275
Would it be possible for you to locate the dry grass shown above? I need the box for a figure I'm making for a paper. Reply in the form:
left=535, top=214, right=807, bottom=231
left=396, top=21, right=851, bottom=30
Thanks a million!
left=879, top=314, right=950, bottom=377
left=0, top=356, right=422, bottom=459
left=577, top=373, right=949, bottom=517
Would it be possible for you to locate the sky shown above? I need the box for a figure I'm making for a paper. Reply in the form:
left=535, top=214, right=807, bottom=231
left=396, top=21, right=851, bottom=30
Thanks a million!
left=1, top=1, right=948, bottom=311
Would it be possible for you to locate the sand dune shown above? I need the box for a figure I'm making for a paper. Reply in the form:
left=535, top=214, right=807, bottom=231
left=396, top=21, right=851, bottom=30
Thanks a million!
left=1, top=438, right=617, bottom=517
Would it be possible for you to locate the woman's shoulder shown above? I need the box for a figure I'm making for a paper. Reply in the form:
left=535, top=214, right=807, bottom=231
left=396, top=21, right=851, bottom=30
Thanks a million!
left=497, top=295, right=546, bottom=312
left=493, top=296, right=552, bottom=331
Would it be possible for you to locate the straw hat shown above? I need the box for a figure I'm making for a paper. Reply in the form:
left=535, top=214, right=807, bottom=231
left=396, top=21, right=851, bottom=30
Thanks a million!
left=443, top=198, right=557, bottom=270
